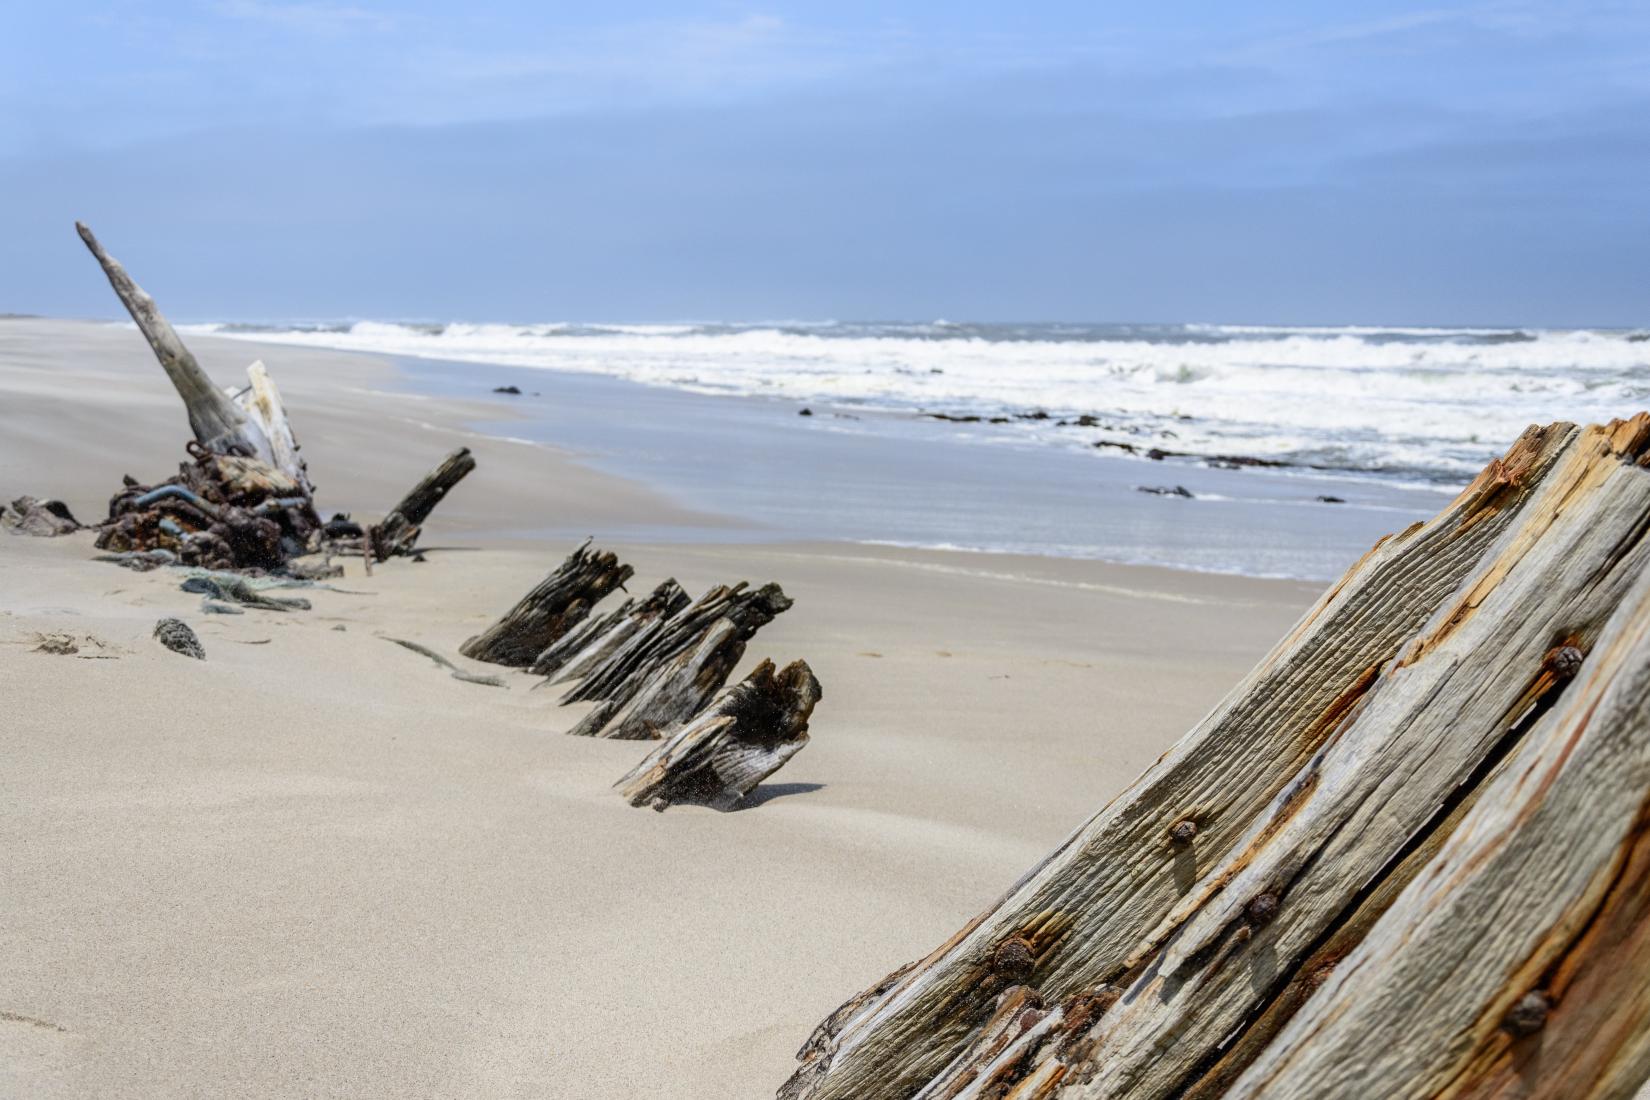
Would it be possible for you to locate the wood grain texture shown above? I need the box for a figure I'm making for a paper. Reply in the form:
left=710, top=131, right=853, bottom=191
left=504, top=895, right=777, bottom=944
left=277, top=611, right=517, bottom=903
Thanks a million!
left=1225, top=535, right=1650, bottom=1100
left=369, top=447, right=476, bottom=560
left=75, top=221, right=267, bottom=461
left=615, top=658, right=821, bottom=811
left=781, top=417, right=1650, bottom=1100
left=459, top=542, right=634, bottom=667
left=560, top=581, right=792, bottom=736
left=571, top=616, right=747, bottom=739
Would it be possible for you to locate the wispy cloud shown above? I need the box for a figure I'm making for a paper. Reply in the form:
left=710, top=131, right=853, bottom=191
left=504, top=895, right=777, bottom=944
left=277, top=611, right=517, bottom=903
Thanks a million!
left=210, top=0, right=395, bottom=35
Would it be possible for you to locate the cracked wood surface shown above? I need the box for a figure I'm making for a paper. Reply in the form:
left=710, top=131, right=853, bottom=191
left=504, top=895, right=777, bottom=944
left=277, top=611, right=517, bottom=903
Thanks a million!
left=459, top=542, right=634, bottom=667
left=781, top=417, right=1650, bottom=1100
left=615, top=658, right=821, bottom=811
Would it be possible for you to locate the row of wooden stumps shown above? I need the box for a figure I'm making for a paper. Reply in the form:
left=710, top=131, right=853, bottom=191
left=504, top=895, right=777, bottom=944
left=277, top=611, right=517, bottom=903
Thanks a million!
left=458, top=541, right=820, bottom=811
left=778, top=417, right=1650, bottom=1100
left=69, top=218, right=810, bottom=812
left=71, top=220, right=478, bottom=573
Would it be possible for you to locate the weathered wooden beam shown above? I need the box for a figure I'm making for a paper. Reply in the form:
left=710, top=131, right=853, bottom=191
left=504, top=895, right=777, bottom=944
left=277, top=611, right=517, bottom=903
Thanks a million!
left=234, top=360, right=313, bottom=494
left=74, top=221, right=267, bottom=461
left=977, top=416, right=1650, bottom=1099
left=368, top=447, right=476, bottom=560
left=560, top=580, right=792, bottom=737
left=569, top=616, right=747, bottom=739
left=1223, top=548, right=1650, bottom=1100
left=615, top=658, right=821, bottom=811
left=779, top=418, right=1647, bottom=1100
left=460, top=542, right=633, bottom=667
left=531, top=578, right=689, bottom=680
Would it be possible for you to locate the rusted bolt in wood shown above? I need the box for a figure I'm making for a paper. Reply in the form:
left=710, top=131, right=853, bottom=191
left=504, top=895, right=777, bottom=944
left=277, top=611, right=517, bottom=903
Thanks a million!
left=1169, top=818, right=1199, bottom=845
left=1501, top=991, right=1551, bottom=1037
left=1546, top=645, right=1585, bottom=680
left=1246, top=892, right=1280, bottom=926
left=993, top=937, right=1037, bottom=984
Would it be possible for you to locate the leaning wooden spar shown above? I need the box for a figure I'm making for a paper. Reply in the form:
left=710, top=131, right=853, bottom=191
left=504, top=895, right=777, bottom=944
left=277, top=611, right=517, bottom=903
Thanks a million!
left=782, top=416, right=1650, bottom=1100
left=75, top=221, right=473, bottom=571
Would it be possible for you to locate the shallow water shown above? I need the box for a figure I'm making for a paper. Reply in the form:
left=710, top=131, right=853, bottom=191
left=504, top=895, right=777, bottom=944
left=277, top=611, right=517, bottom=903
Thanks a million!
left=392, top=357, right=1449, bottom=581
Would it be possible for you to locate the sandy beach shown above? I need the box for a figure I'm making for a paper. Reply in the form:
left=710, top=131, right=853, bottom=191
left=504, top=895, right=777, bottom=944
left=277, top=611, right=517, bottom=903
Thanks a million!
left=1, top=318, right=1318, bottom=1097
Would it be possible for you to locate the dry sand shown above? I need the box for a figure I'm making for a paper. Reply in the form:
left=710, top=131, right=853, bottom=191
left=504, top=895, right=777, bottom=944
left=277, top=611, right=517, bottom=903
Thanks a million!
left=0, top=318, right=1319, bottom=1098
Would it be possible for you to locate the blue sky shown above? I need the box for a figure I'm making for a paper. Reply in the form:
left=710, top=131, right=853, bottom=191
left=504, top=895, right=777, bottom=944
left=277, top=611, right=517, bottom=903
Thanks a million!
left=3, top=1, right=1647, bottom=325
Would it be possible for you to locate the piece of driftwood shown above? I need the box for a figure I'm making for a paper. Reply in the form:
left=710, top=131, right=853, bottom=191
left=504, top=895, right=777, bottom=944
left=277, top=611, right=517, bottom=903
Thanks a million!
left=616, top=658, right=821, bottom=811
left=460, top=542, right=635, bottom=667
left=530, top=578, right=690, bottom=680
left=153, top=618, right=204, bottom=659
left=570, top=616, right=748, bottom=739
left=76, top=222, right=270, bottom=463
left=180, top=574, right=311, bottom=612
left=560, top=580, right=793, bottom=737
left=367, top=447, right=476, bottom=560
left=384, top=637, right=507, bottom=688
left=1221, top=556, right=1650, bottom=1100
left=234, top=360, right=313, bottom=496
left=780, top=416, right=1650, bottom=1100
left=2, top=495, right=81, bottom=536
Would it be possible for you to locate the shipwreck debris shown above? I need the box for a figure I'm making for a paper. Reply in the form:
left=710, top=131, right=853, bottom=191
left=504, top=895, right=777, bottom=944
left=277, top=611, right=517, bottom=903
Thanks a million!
left=779, top=414, right=1650, bottom=1100
left=560, top=580, right=793, bottom=738
left=74, top=221, right=470, bottom=577
left=385, top=637, right=507, bottom=688
left=180, top=573, right=311, bottom=612
left=3, top=496, right=81, bottom=536
left=616, top=658, right=821, bottom=811
left=153, top=618, right=204, bottom=660
left=460, top=542, right=635, bottom=667
left=367, top=447, right=477, bottom=561
left=98, top=445, right=321, bottom=571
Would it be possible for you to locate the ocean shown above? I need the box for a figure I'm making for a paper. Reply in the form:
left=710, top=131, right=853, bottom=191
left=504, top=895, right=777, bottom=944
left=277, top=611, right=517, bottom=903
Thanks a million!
left=184, top=319, right=1650, bottom=579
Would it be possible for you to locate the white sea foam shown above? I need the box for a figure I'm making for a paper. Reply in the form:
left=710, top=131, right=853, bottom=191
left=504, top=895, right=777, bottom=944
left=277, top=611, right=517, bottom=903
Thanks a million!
left=183, top=319, right=1650, bottom=482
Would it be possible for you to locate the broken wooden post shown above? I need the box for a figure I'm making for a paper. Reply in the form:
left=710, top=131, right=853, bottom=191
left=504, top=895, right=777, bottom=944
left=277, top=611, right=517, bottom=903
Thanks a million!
left=367, top=446, right=477, bottom=560
left=780, top=416, right=1650, bottom=1100
left=75, top=221, right=268, bottom=461
left=234, top=360, right=313, bottom=495
left=459, top=542, right=634, bottom=667
left=1221, top=559, right=1650, bottom=1100
left=530, top=578, right=690, bottom=679
left=560, top=580, right=792, bottom=737
left=569, top=615, right=748, bottom=739
left=616, top=658, right=821, bottom=811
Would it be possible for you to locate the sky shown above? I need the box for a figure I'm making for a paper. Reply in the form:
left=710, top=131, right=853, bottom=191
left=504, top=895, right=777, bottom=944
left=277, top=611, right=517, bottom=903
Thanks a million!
left=3, top=1, right=1647, bottom=326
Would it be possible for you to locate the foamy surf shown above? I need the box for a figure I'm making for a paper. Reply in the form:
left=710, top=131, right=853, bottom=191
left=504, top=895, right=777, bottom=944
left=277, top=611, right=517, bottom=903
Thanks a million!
left=182, top=319, right=1650, bottom=485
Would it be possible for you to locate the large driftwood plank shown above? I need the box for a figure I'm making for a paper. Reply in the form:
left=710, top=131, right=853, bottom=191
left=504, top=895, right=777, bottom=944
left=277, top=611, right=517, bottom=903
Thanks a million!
left=615, top=658, right=821, bottom=811
left=779, top=421, right=1608, bottom=1100
left=75, top=221, right=267, bottom=461
left=1224, top=552, right=1650, bottom=1100
left=234, top=360, right=313, bottom=494
left=368, top=447, right=476, bottom=560
left=460, top=543, right=634, bottom=667
left=989, top=417, right=1650, bottom=1099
